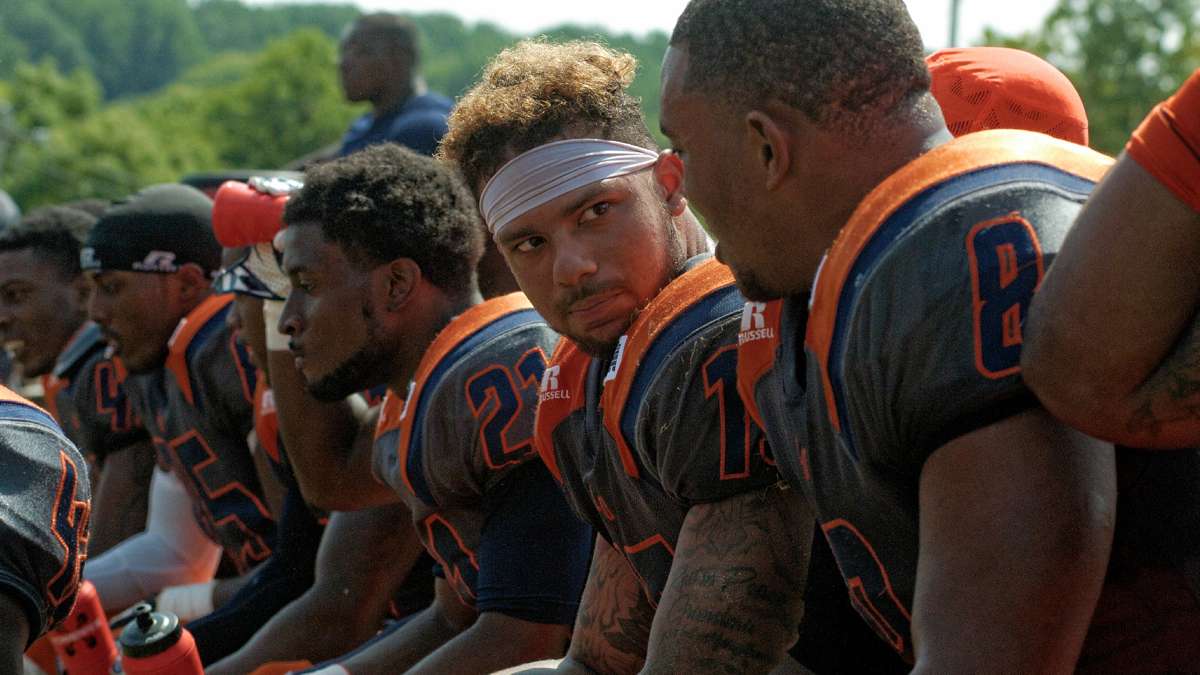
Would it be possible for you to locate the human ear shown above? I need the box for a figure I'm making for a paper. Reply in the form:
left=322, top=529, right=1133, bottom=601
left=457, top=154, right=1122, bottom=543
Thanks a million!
left=652, top=151, right=688, bottom=217
left=745, top=109, right=793, bottom=191
left=383, top=258, right=420, bottom=312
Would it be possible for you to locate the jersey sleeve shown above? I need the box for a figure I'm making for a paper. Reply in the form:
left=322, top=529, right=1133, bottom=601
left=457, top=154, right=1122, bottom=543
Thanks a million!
left=67, top=351, right=148, bottom=463
left=474, top=459, right=592, bottom=624
left=421, top=321, right=557, bottom=501
left=0, top=398, right=91, bottom=643
left=810, top=150, right=1108, bottom=467
left=636, top=313, right=781, bottom=504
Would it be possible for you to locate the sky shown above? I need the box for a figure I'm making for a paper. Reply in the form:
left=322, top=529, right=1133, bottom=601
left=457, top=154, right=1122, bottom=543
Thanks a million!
left=252, top=0, right=1053, bottom=49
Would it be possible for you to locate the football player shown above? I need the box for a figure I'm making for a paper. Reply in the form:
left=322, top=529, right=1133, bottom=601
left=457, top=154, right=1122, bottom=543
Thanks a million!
left=663, top=0, right=1200, bottom=671
left=268, top=144, right=592, bottom=674
left=82, top=184, right=279, bottom=615
left=440, top=39, right=903, bottom=673
left=0, top=385, right=89, bottom=671
left=0, top=206, right=155, bottom=555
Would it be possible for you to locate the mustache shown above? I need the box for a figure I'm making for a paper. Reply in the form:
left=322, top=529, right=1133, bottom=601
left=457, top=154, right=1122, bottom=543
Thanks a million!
left=557, top=281, right=622, bottom=315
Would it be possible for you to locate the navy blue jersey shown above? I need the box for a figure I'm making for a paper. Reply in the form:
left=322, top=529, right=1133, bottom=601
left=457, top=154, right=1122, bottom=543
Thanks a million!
left=0, top=386, right=90, bottom=644
left=535, top=258, right=779, bottom=605
left=740, top=130, right=1200, bottom=668
left=338, top=93, right=452, bottom=157
left=124, top=295, right=276, bottom=573
left=41, top=322, right=148, bottom=464
left=371, top=293, right=591, bottom=624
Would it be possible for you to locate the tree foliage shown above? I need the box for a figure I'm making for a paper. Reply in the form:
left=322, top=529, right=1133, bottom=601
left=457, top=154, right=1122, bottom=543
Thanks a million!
left=984, top=0, right=1200, bottom=154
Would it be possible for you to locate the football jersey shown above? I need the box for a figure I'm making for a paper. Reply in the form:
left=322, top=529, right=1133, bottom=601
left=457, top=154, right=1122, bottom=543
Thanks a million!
left=371, top=293, right=591, bottom=623
left=536, top=258, right=780, bottom=604
left=41, top=322, right=148, bottom=464
left=123, top=294, right=276, bottom=574
left=0, top=386, right=90, bottom=644
left=739, top=130, right=1200, bottom=667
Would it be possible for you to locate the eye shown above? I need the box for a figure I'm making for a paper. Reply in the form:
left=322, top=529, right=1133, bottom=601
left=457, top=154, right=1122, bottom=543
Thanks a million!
left=513, top=236, right=546, bottom=254
left=0, top=288, right=27, bottom=305
left=580, top=201, right=611, bottom=223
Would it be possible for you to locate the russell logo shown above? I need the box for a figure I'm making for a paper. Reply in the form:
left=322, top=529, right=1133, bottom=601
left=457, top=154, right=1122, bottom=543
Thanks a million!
left=132, top=250, right=179, bottom=273
left=738, top=302, right=775, bottom=345
left=539, top=364, right=569, bottom=402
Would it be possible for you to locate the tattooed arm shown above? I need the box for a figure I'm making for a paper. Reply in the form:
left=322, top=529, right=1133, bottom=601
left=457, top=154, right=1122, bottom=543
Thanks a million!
left=643, top=483, right=812, bottom=674
left=551, top=536, right=655, bottom=675
left=1023, top=150, right=1200, bottom=448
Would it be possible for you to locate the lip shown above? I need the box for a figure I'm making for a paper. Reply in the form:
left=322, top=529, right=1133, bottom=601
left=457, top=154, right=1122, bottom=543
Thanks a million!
left=568, top=289, right=628, bottom=331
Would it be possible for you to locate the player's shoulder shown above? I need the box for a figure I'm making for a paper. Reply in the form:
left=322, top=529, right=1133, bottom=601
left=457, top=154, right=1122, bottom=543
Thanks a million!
left=166, top=294, right=254, bottom=408
left=0, top=386, right=62, bottom=438
left=602, top=257, right=743, bottom=415
left=51, top=322, right=106, bottom=380
left=416, top=293, right=553, bottom=393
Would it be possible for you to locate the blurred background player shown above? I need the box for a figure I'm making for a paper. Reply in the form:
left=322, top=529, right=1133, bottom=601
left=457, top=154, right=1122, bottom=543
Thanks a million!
left=0, top=385, right=90, bottom=672
left=664, top=0, right=1200, bottom=671
left=1023, top=68, right=1200, bottom=448
left=174, top=242, right=327, bottom=665
left=440, top=39, right=902, bottom=674
left=267, top=143, right=591, bottom=674
left=0, top=205, right=155, bottom=556
left=81, top=183, right=279, bottom=618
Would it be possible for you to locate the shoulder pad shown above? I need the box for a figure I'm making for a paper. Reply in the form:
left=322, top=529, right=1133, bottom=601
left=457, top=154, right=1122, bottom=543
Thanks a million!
left=600, top=258, right=741, bottom=477
left=165, top=294, right=235, bottom=406
left=736, top=300, right=784, bottom=431
left=52, top=323, right=105, bottom=379
left=533, top=339, right=591, bottom=483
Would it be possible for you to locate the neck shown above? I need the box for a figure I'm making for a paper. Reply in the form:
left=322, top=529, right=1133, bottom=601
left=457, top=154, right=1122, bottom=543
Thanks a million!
left=385, top=288, right=481, bottom=395
left=372, top=75, right=425, bottom=116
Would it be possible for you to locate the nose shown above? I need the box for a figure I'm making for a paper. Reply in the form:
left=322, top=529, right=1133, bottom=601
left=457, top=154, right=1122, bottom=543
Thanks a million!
left=279, top=294, right=303, bottom=341
left=552, top=236, right=599, bottom=289
left=87, top=290, right=110, bottom=326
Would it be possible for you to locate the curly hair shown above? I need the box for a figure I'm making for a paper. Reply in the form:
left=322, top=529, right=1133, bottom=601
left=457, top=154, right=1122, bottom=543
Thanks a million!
left=0, top=206, right=97, bottom=279
left=284, top=143, right=484, bottom=298
left=671, top=0, right=930, bottom=133
left=438, top=39, right=657, bottom=195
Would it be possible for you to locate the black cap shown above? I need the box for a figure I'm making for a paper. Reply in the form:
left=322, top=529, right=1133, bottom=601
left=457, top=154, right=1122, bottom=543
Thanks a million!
left=82, top=184, right=220, bottom=275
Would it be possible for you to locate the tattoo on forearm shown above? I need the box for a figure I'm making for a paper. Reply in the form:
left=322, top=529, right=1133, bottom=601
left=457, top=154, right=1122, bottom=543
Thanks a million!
left=645, top=483, right=811, bottom=675
left=568, top=539, right=654, bottom=675
left=1127, top=314, right=1200, bottom=438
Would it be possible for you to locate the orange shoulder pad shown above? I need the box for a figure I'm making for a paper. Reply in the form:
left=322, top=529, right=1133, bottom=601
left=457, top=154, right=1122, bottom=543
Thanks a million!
left=374, top=388, right=406, bottom=441
left=253, top=379, right=282, bottom=466
left=806, top=130, right=1111, bottom=432
left=600, top=258, right=735, bottom=477
left=533, top=338, right=590, bottom=484
left=397, top=292, right=534, bottom=497
left=165, top=294, right=235, bottom=406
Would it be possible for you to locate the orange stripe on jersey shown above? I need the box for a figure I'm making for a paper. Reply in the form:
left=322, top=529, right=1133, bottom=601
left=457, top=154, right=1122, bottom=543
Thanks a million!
left=533, top=338, right=589, bottom=484
left=735, top=300, right=783, bottom=431
left=253, top=378, right=282, bottom=466
left=600, top=259, right=735, bottom=477
left=397, top=293, right=534, bottom=498
left=374, top=388, right=406, bottom=440
left=166, top=294, right=235, bottom=406
left=41, top=374, right=68, bottom=424
left=805, top=130, right=1112, bottom=432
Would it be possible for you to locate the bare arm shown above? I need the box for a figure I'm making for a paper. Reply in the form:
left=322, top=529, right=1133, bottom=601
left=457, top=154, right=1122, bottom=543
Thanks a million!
left=552, top=536, right=655, bottom=675
left=910, top=408, right=1117, bottom=673
left=86, top=440, right=156, bottom=556
left=206, top=505, right=425, bottom=675
left=265, top=348, right=396, bottom=510
left=337, top=579, right=476, bottom=675
left=0, top=592, right=26, bottom=675
left=406, top=611, right=570, bottom=675
left=644, top=485, right=812, bottom=674
left=1023, top=156, right=1200, bottom=447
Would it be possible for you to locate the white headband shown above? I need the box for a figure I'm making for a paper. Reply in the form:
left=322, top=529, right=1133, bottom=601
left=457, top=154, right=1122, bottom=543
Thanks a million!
left=479, top=139, right=660, bottom=237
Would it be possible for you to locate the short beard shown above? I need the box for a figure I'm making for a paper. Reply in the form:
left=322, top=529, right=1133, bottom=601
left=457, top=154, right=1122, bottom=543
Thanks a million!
left=305, top=299, right=391, bottom=402
left=566, top=218, right=688, bottom=360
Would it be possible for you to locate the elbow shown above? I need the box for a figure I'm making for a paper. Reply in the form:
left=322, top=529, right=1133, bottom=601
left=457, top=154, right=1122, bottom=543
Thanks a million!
left=1022, top=350, right=1129, bottom=444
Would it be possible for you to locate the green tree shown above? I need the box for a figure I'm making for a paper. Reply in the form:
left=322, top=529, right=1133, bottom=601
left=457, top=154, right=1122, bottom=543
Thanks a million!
left=985, top=0, right=1200, bottom=154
